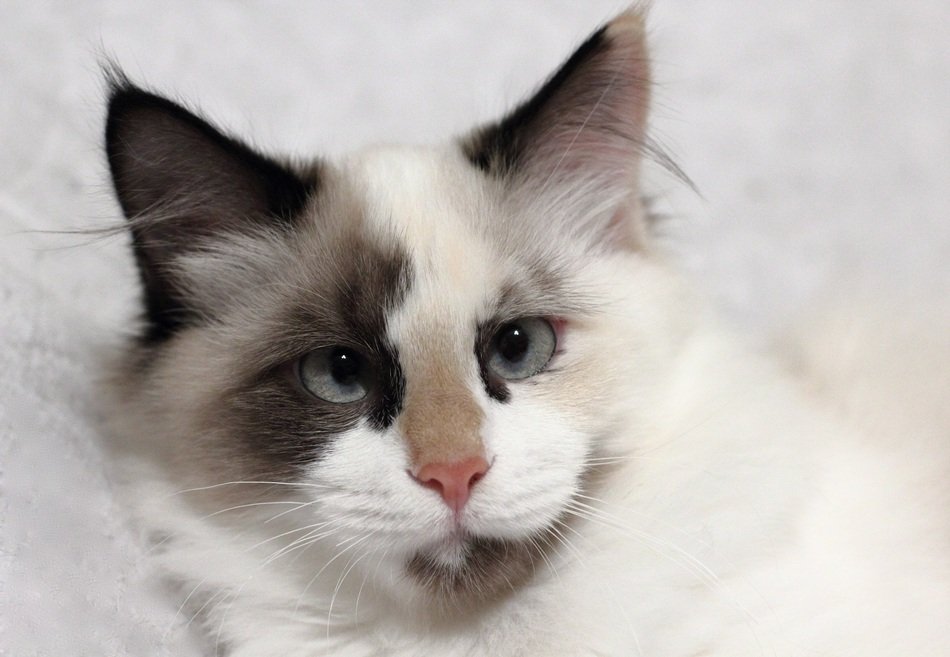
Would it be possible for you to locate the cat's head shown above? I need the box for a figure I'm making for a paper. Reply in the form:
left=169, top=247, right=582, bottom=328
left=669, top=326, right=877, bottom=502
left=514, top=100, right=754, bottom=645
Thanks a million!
left=107, top=8, right=687, bottom=607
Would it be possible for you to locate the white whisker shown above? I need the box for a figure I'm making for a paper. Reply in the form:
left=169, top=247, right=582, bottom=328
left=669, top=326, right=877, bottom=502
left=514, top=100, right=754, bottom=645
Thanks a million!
left=264, top=499, right=320, bottom=523
left=169, top=480, right=330, bottom=498
left=326, top=536, right=376, bottom=641
left=294, top=532, right=375, bottom=619
left=203, top=499, right=309, bottom=519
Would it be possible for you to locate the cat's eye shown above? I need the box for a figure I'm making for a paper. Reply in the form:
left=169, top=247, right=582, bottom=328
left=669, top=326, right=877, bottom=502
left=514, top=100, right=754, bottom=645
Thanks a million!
left=487, top=318, right=557, bottom=381
left=297, top=347, right=372, bottom=403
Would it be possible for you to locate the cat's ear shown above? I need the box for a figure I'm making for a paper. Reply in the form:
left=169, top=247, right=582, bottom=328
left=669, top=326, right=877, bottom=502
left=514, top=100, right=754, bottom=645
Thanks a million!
left=105, top=76, right=317, bottom=341
left=463, top=8, right=653, bottom=248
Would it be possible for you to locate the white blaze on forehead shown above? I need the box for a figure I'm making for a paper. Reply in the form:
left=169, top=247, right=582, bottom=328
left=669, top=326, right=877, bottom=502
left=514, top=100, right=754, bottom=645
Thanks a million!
left=346, top=145, right=505, bottom=323
left=345, top=145, right=505, bottom=465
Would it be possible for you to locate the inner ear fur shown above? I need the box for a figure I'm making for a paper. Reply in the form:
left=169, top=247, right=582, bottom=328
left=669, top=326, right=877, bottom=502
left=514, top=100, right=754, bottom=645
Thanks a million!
left=461, top=8, right=660, bottom=249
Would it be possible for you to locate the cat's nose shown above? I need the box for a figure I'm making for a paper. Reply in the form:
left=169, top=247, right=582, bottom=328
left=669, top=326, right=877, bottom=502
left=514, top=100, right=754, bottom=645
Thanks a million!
left=413, top=456, right=490, bottom=514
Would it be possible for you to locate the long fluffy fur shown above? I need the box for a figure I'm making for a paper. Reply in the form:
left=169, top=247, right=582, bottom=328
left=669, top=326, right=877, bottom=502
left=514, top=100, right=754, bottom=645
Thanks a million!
left=104, top=8, right=950, bottom=656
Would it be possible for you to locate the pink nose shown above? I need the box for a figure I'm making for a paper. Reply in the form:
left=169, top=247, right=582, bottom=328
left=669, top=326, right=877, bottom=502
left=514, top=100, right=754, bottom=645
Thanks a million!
left=413, top=456, right=490, bottom=514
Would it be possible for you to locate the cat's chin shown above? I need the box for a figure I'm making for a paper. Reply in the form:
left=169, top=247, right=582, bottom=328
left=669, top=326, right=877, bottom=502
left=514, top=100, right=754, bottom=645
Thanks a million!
left=404, top=532, right=542, bottom=607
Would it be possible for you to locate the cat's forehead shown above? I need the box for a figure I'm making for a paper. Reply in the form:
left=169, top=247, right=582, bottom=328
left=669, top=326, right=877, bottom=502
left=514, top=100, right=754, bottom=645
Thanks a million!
left=339, top=145, right=507, bottom=315
left=344, top=147, right=490, bottom=248
left=233, top=144, right=580, bottom=377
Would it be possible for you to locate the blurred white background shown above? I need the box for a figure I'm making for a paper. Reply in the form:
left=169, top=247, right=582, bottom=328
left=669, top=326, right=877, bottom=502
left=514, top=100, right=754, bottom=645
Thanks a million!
left=1, top=2, right=947, bottom=654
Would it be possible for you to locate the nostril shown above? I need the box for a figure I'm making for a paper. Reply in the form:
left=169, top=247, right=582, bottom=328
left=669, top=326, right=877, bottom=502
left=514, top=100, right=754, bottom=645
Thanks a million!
left=418, top=475, right=444, bottom=496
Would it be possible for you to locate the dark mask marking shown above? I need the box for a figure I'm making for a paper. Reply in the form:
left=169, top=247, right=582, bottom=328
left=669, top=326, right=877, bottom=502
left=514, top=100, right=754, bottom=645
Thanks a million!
left=215, top=233, right=411, bottom=476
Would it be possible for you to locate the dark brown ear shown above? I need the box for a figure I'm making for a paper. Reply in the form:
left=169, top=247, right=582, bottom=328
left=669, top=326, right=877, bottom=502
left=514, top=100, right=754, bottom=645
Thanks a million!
left=105, top=75, right=318, bottom=342
left=462, top=8, right=654, bottom=246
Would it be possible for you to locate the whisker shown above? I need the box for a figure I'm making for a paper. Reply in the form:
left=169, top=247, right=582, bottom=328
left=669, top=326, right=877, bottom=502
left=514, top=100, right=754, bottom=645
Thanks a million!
left=162, top=576, right=211, bottom=641
left=203, top=500, right=309, bottom=519
left=570, top=494, right=720, bottom=572
left=247, top=520, right=335, bottom=552
left=326, top=539, right=375, bottom=641
left=183, top=585, right=229, bottom=635
left=206, top=522, right=356, bottom=653
left=582, top=454, right=665, bottom=465
left=563, top=503, right=720, bottom=588
left=261, top=523, right=347, bottom=566
left=169, top=480, right=331, bottom=498
left=553, top=520, right=643, bottom=656
left=527, top=533, right=560, bottom=585
left=355, top=545, right=389, bottom=628
left=565, top=493, right=766, bottom=644
left=263, top=499, right=319, bottom=523
left=144, top=498, right=316, bottom=559
left=294, top=532, right=375, bottom=618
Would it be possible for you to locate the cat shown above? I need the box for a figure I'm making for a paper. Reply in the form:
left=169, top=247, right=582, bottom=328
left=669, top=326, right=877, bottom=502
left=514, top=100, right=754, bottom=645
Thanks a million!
left=104, top=6, right=950, bottom=656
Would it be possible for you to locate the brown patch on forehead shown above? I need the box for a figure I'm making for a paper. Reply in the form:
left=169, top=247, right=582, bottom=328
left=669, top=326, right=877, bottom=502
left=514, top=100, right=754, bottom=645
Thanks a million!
left=399, top=335, right=485, bottom=468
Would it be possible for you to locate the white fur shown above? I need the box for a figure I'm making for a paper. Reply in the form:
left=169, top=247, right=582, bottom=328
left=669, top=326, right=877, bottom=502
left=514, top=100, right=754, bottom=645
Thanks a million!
left=111, top=145, right=950, bottom=656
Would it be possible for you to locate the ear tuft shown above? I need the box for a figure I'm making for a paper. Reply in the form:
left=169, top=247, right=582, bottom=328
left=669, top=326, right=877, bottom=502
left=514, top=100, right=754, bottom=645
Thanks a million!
left=463, top=7, right=651, bottom=180
left=462, top=6, right=660, bottom=248
left=104, top=71, right=319, bottom=342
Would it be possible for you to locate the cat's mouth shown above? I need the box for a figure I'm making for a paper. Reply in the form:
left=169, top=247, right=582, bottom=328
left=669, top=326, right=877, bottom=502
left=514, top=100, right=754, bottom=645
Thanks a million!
left=405, top=531, right=546, bottom=605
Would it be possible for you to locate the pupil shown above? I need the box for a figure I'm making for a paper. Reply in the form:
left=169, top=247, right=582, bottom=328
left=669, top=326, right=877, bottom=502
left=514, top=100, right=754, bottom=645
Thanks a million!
left=498, top=325, right=529, bottom=362
left=330, top=349, right=361, bottom=385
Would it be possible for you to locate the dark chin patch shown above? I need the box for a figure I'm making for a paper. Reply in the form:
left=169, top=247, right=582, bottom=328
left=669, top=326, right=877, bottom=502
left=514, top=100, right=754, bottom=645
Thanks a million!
left=406, top=535, right=542, bottom=607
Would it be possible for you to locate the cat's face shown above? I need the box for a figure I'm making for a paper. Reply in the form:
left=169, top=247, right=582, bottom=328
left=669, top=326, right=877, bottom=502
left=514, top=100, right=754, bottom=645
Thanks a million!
left=108, top=9, right=676, bottom=605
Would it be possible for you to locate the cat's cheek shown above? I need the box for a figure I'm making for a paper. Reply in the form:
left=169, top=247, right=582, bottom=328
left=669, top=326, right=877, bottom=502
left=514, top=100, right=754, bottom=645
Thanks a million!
left=469, top=399, right=589, bottom=537
left=298, top=424, right=452, bottom=549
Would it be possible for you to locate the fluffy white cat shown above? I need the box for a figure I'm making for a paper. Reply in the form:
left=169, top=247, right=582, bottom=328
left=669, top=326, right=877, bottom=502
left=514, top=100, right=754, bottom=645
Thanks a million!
left=104, top=7, right=950, bottom=656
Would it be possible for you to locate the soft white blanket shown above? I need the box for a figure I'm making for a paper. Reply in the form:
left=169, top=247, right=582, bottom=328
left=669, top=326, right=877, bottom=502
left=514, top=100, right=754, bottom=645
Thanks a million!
left=1, top=2, right=947, bottom=655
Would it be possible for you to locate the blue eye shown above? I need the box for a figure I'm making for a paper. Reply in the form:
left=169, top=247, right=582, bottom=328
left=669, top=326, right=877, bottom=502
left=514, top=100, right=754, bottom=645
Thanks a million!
left=487, top=318, right=556, bottom=380
left=297, top=347, right=372, bottom=403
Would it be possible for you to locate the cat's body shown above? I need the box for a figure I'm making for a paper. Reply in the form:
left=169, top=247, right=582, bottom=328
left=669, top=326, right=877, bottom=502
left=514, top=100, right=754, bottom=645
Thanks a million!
left=105, top=8, right=950, bottom=657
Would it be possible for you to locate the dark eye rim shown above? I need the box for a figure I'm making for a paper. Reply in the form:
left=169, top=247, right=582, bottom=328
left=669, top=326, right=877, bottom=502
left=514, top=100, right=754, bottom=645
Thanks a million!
left=481, top=316, right=561, bottom=382
left=293, top=345, right=377, bottom=404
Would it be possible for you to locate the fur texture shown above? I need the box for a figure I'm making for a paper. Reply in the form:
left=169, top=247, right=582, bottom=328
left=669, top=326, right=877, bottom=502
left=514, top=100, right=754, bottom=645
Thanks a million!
left=105, top=7, right=950, bottom=656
